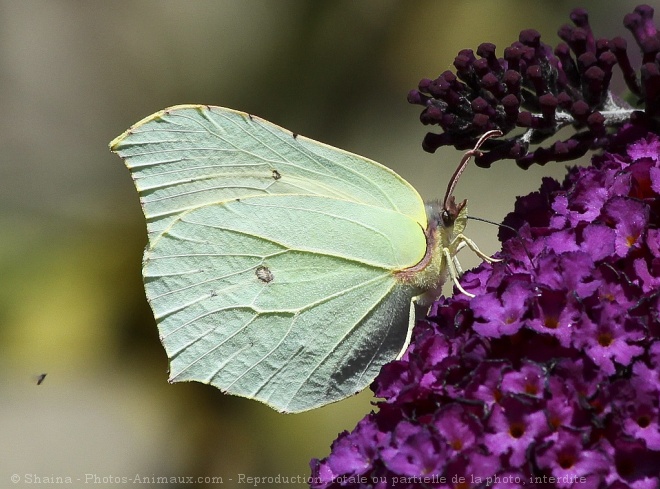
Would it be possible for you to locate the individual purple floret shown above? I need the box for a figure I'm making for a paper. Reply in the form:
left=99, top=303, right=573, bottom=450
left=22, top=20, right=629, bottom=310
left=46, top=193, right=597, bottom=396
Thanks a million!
left=310, top=129, right=660, bottom=488
left=409, top=6, right=660, bottom=168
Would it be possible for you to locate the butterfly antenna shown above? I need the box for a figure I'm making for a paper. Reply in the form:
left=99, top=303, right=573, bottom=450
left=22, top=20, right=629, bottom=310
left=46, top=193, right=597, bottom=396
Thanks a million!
left=468, top=215, right=535, bottom=268
left=468, top=215, right=515, bottom=232
left=443, top=130, right=503, bottom=210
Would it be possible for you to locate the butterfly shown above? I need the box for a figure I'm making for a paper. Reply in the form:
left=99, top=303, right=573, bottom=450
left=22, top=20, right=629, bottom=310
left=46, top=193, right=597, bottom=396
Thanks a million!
left=110, top=105, right=500, bottom=413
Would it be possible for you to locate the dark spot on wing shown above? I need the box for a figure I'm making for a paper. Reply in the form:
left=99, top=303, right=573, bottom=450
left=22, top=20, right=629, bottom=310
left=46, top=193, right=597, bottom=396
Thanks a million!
left=292, top=133, right=298, bottom=139
left=256, top=266, right=274, bottom=283
left=36, top=373, right=47, bottom=385
left=272, top=169, right=282, bottom=180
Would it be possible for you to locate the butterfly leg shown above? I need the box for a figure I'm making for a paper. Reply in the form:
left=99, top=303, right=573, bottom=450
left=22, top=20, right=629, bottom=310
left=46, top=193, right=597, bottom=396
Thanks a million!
left=442, top=247, right=475, bottom=298
left=453, top=233, right=503, bottom=263
left=452, top=254, right=463, bottom=276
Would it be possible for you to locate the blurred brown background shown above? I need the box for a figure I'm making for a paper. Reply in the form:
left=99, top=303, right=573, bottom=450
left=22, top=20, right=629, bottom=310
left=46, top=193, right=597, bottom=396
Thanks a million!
left=0, top=1, right=644, bottom=488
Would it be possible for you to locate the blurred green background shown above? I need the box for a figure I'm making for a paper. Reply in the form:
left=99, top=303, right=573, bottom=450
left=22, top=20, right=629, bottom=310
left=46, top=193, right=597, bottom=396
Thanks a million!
left=0, top=1, right=643, bottom=488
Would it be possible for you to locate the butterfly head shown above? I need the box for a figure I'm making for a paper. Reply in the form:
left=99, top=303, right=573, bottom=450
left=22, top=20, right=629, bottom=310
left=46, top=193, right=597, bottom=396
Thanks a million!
left=441, top=196, right=466, bottom=226
left=410, top=130, right=503, bottom=300
left=425, top=197, right=468, bottom=247
left=430, top=129, right=502, bottom=240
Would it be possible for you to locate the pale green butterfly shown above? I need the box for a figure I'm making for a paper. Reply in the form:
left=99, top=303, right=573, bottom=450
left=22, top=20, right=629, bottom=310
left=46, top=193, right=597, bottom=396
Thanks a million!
left=110, top=105, right=500, bottom=413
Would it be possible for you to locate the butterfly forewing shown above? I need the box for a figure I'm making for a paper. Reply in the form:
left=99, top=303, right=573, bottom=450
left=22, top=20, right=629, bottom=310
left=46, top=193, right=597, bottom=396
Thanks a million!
left=111, top=105, right=427, bottom=237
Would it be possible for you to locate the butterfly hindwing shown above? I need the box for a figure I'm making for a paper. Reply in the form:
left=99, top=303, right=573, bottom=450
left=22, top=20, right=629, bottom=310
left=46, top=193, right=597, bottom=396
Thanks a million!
left=146, top=195, right=424, bottom=412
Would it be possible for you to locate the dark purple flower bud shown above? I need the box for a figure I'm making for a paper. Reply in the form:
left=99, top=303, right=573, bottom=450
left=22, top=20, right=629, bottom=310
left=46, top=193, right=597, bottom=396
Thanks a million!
left=624, top=5, right=660, bottom=62
left=611, top=36, right=643, bottom=96
left=556, top=91, right=573, bottom=109
left=641, top=61, right=660, bottom=115
left=516, top=111, right=534, bottom=128
left=473, top=57, right=491, bottom=78
left=598, top=50, right=617, bottom=71
left=587, top=111, right=606, bottom=137
left=554, top=42, right=580, bottom=88
left=502, top=70, right=522, bottom=95
left=519, top=29, right=541, bottom=48
left=408, top=6, right=650, bottom=167
left=539, top=93, right=558, bottom=121
left=561, top=26, right=590, bottom=57
left=481, top=72, right=505, bottom=98
left=526, top=64, right=548, bottom=96
left=577, top=51, right=598, bottom=71
left=501, top=94, right=520, bottom=124
left=476, top=42, right=501, bottom=73
left=472, top=113, right=491, bottom=131
left=503, top=45, right=523, bottom=72
left=471, top=97, right=490, bottom=113
left=595, top=37, right=610, bottom=55
left=571, top=100, right=590, bottom=122
left=406, top=89, right=424, bottom=105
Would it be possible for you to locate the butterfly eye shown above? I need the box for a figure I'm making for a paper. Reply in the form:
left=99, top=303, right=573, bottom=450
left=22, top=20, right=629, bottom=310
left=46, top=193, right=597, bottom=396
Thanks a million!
left=441, top=209, right=454, bottom=227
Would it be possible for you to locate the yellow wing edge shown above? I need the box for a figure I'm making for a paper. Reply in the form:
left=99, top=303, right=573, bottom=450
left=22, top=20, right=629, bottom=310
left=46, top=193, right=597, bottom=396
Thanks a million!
left=109, top=104, right=215, bottom=150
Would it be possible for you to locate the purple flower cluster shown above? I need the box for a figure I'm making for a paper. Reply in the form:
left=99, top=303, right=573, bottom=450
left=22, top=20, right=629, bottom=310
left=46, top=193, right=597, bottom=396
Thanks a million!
left=310, top=132, right=660, bottom=488
left=408, top=6, right=660, bottom=168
